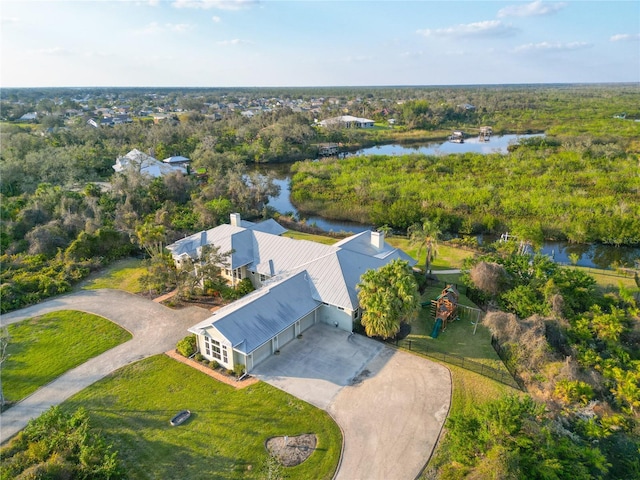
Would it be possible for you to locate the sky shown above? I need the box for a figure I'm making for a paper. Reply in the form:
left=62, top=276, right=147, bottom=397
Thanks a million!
left=1, top=0, right=639, bottom=87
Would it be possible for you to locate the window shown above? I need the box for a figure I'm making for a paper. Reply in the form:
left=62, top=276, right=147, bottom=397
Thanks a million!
left=204, top=336, right=226, bottom=363
left=259, top=273, right=268, bottom=282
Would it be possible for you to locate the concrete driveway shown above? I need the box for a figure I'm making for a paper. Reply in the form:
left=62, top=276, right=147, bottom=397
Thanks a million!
left=253, top=324, right=452, bottom=480
left=0, top=289, right=211, bottom=444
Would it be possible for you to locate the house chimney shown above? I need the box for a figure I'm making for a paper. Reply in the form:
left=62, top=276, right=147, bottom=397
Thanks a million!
left=371, top=230, right=384, bottom=250
left=230, top=213, right=241, bottom=227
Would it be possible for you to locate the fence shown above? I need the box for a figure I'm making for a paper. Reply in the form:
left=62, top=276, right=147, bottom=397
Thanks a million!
left=385, top=336, right=523, bottom=390
left=490, top=335, right=526, bottom=390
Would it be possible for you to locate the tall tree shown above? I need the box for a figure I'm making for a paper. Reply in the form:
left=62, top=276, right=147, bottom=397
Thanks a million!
left=408, top=219, right=440, bottom=275
left=357, top=259, right=420, bottom=339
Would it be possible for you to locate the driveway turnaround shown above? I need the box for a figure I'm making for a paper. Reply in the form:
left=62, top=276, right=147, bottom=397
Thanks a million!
left=0, top=289, right=211, bottom=444
left=253, top=324, right=452, bottom=480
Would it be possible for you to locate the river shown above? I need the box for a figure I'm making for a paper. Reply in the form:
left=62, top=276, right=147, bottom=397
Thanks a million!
left=258, top=135, right=640, bottom=269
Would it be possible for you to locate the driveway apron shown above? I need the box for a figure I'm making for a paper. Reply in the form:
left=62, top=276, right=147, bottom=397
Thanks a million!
left=253, top=324, right=452, bottom=480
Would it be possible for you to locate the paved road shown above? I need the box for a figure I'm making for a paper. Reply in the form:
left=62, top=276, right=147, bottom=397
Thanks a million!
left=254, top=325, right=452, bottom=480
left=0, top=289, right=211, bottom=444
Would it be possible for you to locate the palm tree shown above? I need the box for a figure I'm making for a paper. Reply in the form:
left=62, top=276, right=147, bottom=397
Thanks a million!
left=408, top=219, right=441, bottom=275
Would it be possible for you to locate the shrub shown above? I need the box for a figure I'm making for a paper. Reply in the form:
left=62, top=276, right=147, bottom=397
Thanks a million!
left=194, top=353, right=204, bottom=362
left=234, top=363, right=245, bottom=377
left=554, top=379, right=594, bottom=406
left=210, top=360, right=219, bottom=369
left=235, top=277, right=255, bottom=296
left=176, top=335, right=197, bottom=357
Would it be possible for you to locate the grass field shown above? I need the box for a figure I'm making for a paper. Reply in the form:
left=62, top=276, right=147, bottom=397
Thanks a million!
left=3, top=310, right=131, bottom=403
left=63, top=355, right=342, bottom=480
left=80, top=258, right=146, bottom=293
left=283, top=230, right=340, bottom=245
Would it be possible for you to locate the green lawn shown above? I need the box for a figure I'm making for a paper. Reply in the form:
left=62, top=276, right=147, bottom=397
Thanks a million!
left=3, top=311, right=131, bottom=403
left=283, top=230, right=340, bottom=245
left=63, top=355, right=342, bottom=480
left=400, top=289, right=505, bottom=374
left=80, top=257, right=146, bottom=293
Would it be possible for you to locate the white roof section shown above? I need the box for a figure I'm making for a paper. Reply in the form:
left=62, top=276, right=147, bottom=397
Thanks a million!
left=113, top=149, right=186, bottom=178
left=162, top=155, right=190, bottom=164
left=189, top=271, right=320, bottom=354
left=318, top=115, right=375, bottom=127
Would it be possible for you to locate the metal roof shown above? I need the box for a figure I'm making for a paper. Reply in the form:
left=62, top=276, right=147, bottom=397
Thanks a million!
left=189, top=271, right=320, bottom=354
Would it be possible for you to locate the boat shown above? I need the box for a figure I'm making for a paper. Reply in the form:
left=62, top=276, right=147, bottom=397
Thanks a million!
left=449, top=131, right=464, bottom=143
left=170, top=409, right=191, bottom=426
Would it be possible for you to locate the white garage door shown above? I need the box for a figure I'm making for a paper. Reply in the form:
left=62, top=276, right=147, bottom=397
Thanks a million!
left=252, top=340, right=273, bottom=366
left=278, top=324, right=295, bottom=348
left=300, top=313, right=315, bottom=332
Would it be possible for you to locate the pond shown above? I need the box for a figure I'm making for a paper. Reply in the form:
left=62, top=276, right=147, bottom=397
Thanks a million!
left=258, top=135, right=639, bottom=269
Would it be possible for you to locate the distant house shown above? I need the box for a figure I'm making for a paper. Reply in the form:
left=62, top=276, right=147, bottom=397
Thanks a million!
left=113, top=149, right=187, bottom=178
left=18, top=112, right=37, bottom=121
left=87, top=118, right=100, bottom=128
left=166, top=213, right=415, bottom=372
left=318, top=115, right=375, bottom=128
left=163, top=155, right=190, bottom=167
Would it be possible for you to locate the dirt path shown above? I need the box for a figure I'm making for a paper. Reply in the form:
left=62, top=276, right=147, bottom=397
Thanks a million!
left=0, top=289, right=211, bottom=444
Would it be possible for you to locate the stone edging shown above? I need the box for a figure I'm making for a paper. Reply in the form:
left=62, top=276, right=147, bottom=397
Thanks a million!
left=164, top=350, right=259, bottom=389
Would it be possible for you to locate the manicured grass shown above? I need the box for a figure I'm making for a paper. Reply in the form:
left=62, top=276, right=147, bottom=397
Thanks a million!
left=63, top=355, right=342, bottom=480
left=80, top=258, right=146, bottom=293
left=431, top=244, right=475, bottom=270
left=567, top=265, right=638, bottom=292
left=403, top=289, right=504, bottom=373
left=3, top=311, right=131, bottom=403
left=283, top=230, right=340, bottom=245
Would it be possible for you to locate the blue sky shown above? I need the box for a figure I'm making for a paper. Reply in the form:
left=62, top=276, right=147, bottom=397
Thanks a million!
left=1, top=0, right=639, bottom=87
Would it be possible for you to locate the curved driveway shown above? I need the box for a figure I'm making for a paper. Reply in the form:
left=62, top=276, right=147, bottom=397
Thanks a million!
left=1, top=291, right=452, bottom=479
left=0, top=289, right=211, bottom=444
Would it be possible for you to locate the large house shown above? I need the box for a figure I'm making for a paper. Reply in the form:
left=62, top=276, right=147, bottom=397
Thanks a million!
left=166, top=213, right=415, bottom=373
left=318, top=115, right=375, bottom=128
left=112, top=149, right=187, bottom=178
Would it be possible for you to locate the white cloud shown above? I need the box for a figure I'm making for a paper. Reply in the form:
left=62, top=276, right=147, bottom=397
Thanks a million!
left=345, top=55, right=374, bottom=63
left=216, top=38, right=252, bottom=45
left=610, top=33, right=640, bottom=42
left=212, top=15, right=222, bottom=23
left=400, top=51, right=424, bottom=59
left=173, top=0, right=256, bottom=10
left=417, top=20, right=518, bottom=38
left=513, top=41, right=591, bottom=53
left=1, top=16, right=19, bottom=25
left=498, top=1, right=567, bottom=18
left=135, top=22, right=193, bottom=34
left=30, top=47, right=73, bottom=56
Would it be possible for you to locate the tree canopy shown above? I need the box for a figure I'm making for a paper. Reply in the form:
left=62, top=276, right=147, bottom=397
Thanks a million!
left=357, top=259, right=420, bottom=339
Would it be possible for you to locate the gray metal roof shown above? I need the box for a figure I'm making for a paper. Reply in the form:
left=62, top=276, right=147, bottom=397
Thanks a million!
left=189, top=271, right=320, bottom=355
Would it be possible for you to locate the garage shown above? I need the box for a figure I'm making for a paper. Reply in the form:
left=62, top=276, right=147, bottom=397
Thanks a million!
left=300, top=311, right=315, bottom=332
left=251, top=340, right=272, bottom=367
left=278, top=324, right=295, bottom=347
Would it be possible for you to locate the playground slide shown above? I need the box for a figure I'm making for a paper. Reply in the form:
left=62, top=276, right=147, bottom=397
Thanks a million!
left=431, top=318, right=443, bottom=338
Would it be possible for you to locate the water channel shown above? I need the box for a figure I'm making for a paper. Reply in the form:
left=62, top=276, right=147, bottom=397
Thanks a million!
left=259, top=135, right=639, bottom=269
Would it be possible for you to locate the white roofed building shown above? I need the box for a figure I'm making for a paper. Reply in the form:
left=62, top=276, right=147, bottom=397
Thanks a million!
left=167, top=213, right=415, bottom=372
left=317, top=115, right=375, bottom=128
left=112, top=149, right=187, bottom=178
